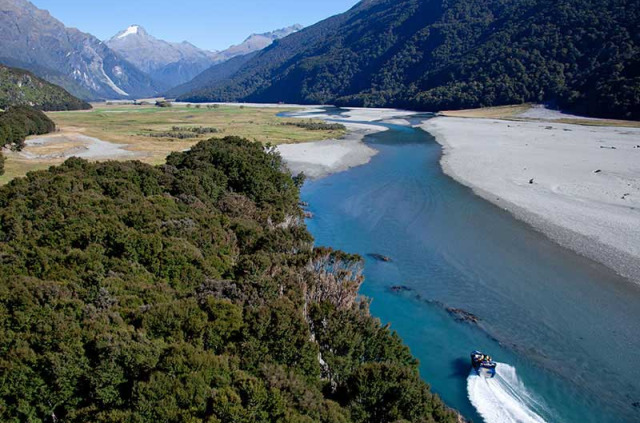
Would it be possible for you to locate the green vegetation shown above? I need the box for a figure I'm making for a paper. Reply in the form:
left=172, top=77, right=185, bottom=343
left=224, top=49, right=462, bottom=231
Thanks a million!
left=143, top=126, right=221, bottom=140
left=0, top=137, right=458, bottom=422
left=0, top=64, right=91, bottom=111
left=0, top=104, right=347, bottom=186
left=180, top=0, right=639, bottom=120
left=155, top=100, right=173, bottom=108
left=0, top=105, right=56, bottom=175
left=282, top=120, right=347, bottom=131
left=0, top=106, right=55, bottom=150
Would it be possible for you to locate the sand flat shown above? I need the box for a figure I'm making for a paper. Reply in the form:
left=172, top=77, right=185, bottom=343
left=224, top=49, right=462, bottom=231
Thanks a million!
left=277, top=121, right=385, bottom=179
left=21, top=133, right=138, bottom=160
left=421, top=117, right=640, bottom=281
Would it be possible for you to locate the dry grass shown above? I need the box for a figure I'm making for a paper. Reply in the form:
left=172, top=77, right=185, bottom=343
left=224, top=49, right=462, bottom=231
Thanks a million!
left=50, top=103, right=344, bottom=147
left=439, top=104, right=640, bottom=128
left=1, top=103, right=345, bottom=184
left=439, top=104, right=532, bottom=119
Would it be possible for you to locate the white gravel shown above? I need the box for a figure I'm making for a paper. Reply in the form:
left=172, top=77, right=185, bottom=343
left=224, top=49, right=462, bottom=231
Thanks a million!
left=276, top=107, right=420, bottom=179
left=277, top=122, right=385, bottom=179
left=22, top=134, right=137, bottom=160
left=421, top=117, right=640, bottom=282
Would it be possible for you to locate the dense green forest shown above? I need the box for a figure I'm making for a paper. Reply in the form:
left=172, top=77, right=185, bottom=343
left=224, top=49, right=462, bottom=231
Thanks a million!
left=0, top=105, right=56, bottom=175
left=0, top=65, right=91, bottom=112
left=0, top=137, right=459, bottom=423
left=179, top=0, right=640, bottom=120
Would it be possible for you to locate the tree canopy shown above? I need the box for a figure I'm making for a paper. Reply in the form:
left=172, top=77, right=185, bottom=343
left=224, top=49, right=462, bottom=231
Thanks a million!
left=0, top=137, right=459, bottom=423
left=0, top=64, right=91, bottom=112
left=179, top=0, right=640, bottom=120
left=0, top=105, right=56, bottom=175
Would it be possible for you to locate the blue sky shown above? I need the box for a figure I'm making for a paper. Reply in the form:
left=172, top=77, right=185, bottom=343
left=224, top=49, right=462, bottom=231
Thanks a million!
left=29, top=0, right=359, bottom=51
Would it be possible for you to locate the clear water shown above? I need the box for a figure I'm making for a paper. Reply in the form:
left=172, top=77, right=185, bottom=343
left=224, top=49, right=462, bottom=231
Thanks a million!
left=300, top=113, right=640, bottom=422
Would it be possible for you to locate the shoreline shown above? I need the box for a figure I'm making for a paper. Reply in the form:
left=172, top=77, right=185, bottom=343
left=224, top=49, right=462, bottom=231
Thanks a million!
left=421, top=117, right=640, bottom=283
left=277, top=111, right=391, bottom=179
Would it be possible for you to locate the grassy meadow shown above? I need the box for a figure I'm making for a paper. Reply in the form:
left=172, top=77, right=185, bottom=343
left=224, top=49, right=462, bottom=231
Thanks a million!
left=0, top=102, right=345, bottom=184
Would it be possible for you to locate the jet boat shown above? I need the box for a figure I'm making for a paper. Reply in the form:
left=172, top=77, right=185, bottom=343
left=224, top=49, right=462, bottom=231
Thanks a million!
left=471, top=350, right=497, bottom=378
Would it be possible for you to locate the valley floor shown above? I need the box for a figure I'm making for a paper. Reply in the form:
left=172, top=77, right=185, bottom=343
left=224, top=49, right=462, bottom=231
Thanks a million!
left=0, top=102, right=345, bottom=184
left=421, top=116, right=640, bottom=282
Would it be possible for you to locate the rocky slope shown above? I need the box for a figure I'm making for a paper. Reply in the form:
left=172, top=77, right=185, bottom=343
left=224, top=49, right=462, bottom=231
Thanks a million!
left=166, top=25, right=302, bottom=98
left=0, top=64, right=91, bottom=111
left=107, top=24, right=302, bottom=92
left=106, top=25, right=218, bottom=89
left=212, top=25, right=303, bottom=62
left=0, top=0, right=159, bottom=100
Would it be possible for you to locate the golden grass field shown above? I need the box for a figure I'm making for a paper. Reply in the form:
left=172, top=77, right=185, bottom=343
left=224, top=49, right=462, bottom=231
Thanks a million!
left=0, top=103, right=346, bottom=185
left=439, top=104, right=532, bottom=119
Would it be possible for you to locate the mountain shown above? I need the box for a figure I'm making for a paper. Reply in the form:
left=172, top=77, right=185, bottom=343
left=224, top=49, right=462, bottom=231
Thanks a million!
left=106, top=25, right=218, bottom=89
left=178, top=0, right=640, bottom=120
left=0, top=0, right=160, bottom=100
left=212, top=25, right=303, bottom=62
left=167, top=25, right=303, bottom=98
left=165, top=52, right=259, bottom=99
left=0, top=64, right=91, bottom=111
left=107, top=24, right=302, bottom=91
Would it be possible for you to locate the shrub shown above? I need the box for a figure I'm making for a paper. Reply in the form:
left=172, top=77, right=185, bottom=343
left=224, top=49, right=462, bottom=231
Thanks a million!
left=281, top=120, right=346, bottom=131
left=0, top=105, right=55, bottom=151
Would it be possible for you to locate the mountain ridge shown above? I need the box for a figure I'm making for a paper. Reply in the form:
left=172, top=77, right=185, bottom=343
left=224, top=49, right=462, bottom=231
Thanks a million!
left=166, top=24, right=304, bottom=98
left=177, top=0, right=640, bottom=120
left=0, top=64, right=91, bottom=111
left=106, top=23, right=303, bottom=90
left=0, top=0, right=160, bottom=100
left=106, top=24, right=219, bottom=89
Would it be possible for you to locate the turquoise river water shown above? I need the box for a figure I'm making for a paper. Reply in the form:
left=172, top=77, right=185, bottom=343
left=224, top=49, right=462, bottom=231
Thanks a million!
left=298, top=110, right=640, bottom=423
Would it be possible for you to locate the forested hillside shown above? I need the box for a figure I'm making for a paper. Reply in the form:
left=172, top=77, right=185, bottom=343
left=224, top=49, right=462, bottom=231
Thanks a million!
left=165, top=52, right=259, bottom=99
left=0, top=105, right=55, bottom=175
left=180, top=0, right=640, bottom=120
left=0, top=65, right=91, bottom=111
left=0, top=137, right=459, bottom=423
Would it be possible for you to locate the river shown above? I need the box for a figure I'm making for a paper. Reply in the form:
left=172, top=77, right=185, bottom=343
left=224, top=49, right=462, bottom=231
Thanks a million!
left=296, top=109, right=640, bottom=423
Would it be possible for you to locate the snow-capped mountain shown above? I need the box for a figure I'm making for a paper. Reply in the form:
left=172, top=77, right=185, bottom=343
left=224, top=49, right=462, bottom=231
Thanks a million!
left=106, top=25, right=218, bottom=88
left=107, top=24, right=304, bottom=90
left=0, top=0, right=159, bottom=100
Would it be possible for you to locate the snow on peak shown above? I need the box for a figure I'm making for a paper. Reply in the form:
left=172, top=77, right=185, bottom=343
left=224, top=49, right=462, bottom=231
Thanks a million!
left=117, top=25, right=140, bottom=39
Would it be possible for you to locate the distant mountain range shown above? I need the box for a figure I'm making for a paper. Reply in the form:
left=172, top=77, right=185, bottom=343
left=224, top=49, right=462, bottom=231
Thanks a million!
left=0, top=0, right=302, bottom=101
left=0, top=64, right=90, bottom=111
left=105, top=25, right=218, bottom=89
left=0, top=0, right=160, bottom=100
left=106, top=24, right=303, bottom=90
left=211, top=25, right=303, bottom=63
left=178, top=0, right=640, bottom=120
left=1, top=0, right=636, bottom=119
left=165, top=52, right=259, bottom=99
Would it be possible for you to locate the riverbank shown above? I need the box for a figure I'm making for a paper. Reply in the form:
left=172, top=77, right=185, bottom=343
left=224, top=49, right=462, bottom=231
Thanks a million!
left=277, top=121, right=384, bottom=179
left=421, top=117, right=640, bottom=282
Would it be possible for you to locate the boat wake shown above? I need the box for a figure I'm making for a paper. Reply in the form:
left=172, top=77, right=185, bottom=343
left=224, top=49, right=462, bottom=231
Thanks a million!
left=467, top=363, right=548, bottom=423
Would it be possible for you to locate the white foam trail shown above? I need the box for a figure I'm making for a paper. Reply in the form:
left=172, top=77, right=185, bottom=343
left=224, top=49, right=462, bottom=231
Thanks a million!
left=468, top=363, right=548, bottom=423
